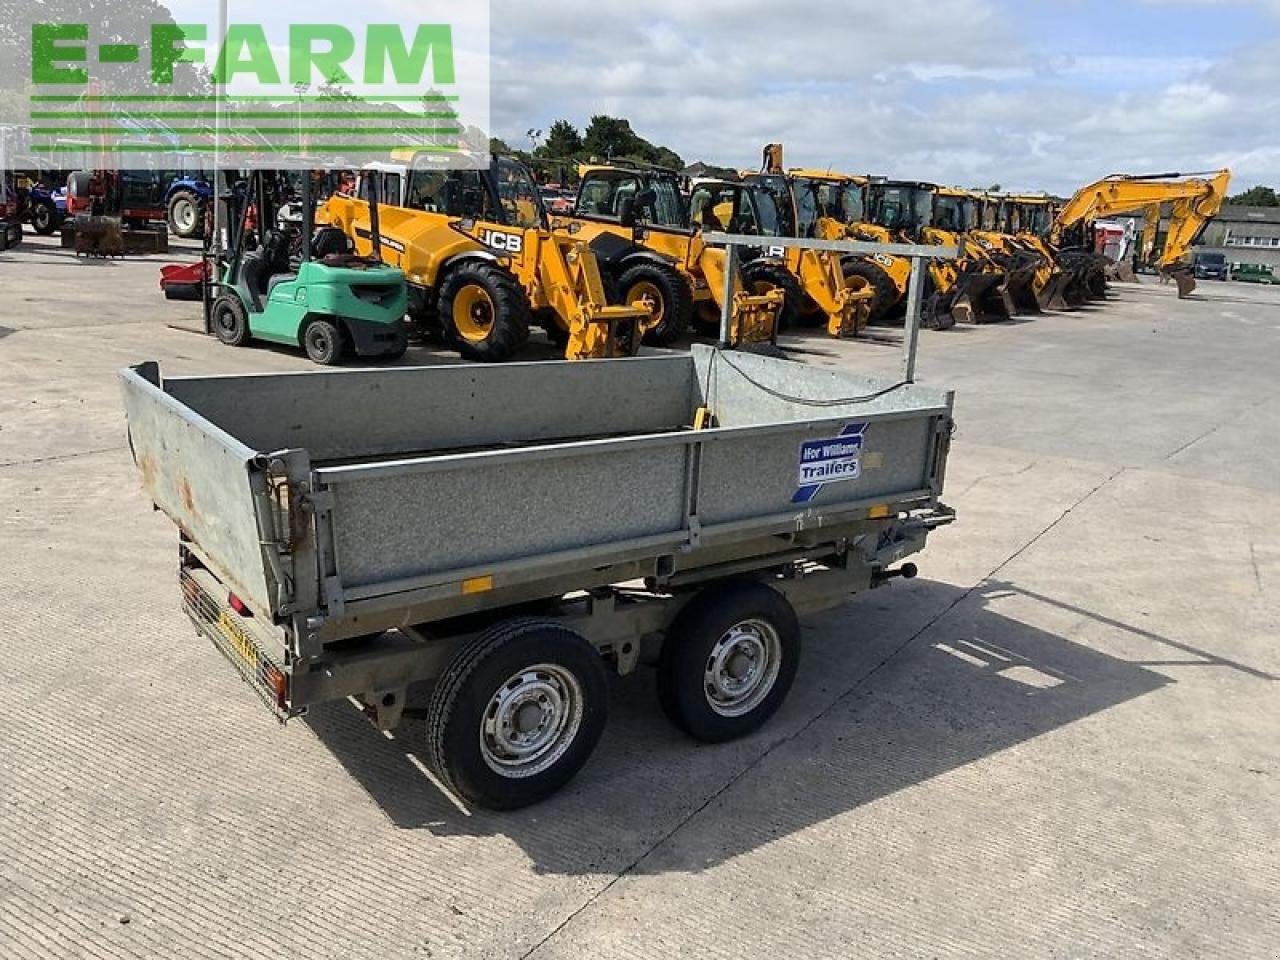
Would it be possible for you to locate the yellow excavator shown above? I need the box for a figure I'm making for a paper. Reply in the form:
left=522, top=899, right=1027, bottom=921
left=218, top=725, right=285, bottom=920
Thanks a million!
left=560, top=163, right=783, bottom=349
left=1051, top=169, right=1232, bottom=298
left=318, top=152, right=651, bottom=362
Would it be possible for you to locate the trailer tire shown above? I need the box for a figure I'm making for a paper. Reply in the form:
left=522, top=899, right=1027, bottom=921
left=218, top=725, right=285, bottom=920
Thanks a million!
left=438, top=261, right=530, bottom=363
left=211, top=296, right=250, bottom=347
left=740, top=259, right=802, bottom=331
left=425, top=618, right=608, bottom=810
left=618, top=260, right=691, bottom=346
left=302, top=318, right=345, bottom=365
left=657, top=580, right=800, bottom=743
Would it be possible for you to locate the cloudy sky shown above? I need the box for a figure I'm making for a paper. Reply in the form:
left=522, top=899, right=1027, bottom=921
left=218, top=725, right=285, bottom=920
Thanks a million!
left=489, top=0, right=1280, bottom=194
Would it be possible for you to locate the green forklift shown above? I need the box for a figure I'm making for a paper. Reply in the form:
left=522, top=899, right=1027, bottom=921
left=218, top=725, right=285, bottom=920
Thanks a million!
left=206, top=170, right=409, bottom=364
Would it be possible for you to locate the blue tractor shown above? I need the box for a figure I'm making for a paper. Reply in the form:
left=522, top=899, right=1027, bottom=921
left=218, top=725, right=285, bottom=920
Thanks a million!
left=28, top=181, right=69, bottom=235
left=164, top=175, right=214, bottom=239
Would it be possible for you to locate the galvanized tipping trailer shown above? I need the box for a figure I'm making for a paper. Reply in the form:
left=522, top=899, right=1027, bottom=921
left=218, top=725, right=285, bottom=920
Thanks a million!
left=121, top=346, right=954, bottom=809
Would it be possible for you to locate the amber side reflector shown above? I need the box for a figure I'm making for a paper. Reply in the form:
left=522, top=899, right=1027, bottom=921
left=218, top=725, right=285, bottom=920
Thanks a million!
left=462, top=575, right=494, bottom=595
left=264, top=664, right=288, bottom=709
left=868, top=505, right=891, bottom=519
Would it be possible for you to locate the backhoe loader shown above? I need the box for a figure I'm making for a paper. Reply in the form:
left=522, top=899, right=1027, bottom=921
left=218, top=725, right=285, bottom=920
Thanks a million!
left=1051, top=169, right=1232, bottom=298
left=1000, top=194, right=1089, bottom=308
left=864, top=179, right=1012, bottom=327
left=562, top=163, right=782, bottom=349
left=319, top=152, right=650, bottom=362
left=972, top=192, right=1070, bottom=313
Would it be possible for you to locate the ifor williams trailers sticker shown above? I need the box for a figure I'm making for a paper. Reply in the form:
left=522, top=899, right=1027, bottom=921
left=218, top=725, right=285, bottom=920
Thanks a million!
left=793, top=423, right=867, bottom=504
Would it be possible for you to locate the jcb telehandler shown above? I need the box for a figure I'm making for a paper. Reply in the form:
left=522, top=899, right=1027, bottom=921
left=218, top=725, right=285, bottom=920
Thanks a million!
left=563, top=163, right=783, bottom=349
left=320, top=152, right=651, bottom=362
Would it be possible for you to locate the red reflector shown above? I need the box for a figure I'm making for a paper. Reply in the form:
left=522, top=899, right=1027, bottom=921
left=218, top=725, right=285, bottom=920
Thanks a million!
left=228, top=592, right=250, bottom=616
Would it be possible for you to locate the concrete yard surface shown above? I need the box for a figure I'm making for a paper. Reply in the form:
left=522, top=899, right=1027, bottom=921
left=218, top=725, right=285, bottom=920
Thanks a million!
left=0, top=235, right=1277, bottom=959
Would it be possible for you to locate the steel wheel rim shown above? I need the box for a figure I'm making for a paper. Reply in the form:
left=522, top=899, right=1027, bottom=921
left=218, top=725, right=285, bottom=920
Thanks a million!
left=703, top=618, right=782, bottom=717
left=306, top=325, right=332, bottom=356
left=214, top=305, right=238, bottom=336
left=480, top=663, right=584, bottom=778
left=173, top=198, right=196, bottom=232
left=454, top=285, right=495, bottom=341
left=627, top=280, right=664, bottom=326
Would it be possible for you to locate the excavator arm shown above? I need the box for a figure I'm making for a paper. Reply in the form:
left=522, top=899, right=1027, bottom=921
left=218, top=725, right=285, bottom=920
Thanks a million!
left=1051, top=170, right=1231, bottom=245
left=1051, top=170, right=1231, bottom=297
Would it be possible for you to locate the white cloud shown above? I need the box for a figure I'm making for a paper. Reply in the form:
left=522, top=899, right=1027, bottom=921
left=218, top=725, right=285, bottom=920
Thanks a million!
left=487, top=0, right=1280, bottom=193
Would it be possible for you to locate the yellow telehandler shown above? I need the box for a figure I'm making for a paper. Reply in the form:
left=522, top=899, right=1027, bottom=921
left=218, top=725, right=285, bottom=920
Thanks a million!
left=560, top=163, right=783, bottom=349
left=318, top=153, right=651, bottom=362
left=1051, top=169, right=1232, bottom=298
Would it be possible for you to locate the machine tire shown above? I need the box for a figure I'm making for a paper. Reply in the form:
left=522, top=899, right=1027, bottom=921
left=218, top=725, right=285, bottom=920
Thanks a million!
left=438, top=260, right=530, bottom=363
left=31, top=200, right=58, bottom=236
left=740, top=259, right=802, bottom=331
left=618, top=260, right=692, bottom=346
left=167, top=189, right=204, bottom=239
left=210, top=296, right=250, bottom=347
left=425, top=618, right=609, bottom=810
left=302, top=318, right=345, bottom=365
left=657, top=580, right=800, bottom=743
left=844, top=259, right=899, bottom=324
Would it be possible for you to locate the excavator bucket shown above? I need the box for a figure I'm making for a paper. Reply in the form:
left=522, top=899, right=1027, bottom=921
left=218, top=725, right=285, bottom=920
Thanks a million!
left=1169, top=269, right=1197, bottom=299
left=1036, top=268, right=1074, bottom=312
left=1005, top=260, right=1044, bottom=314
left=956, top=270, right=1013, bottom=323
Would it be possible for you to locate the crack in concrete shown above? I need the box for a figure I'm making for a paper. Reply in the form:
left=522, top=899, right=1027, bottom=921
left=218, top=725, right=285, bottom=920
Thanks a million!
left=520, top=465, right=1128, bottom=959
left=0, top=446, right=119, bottom=470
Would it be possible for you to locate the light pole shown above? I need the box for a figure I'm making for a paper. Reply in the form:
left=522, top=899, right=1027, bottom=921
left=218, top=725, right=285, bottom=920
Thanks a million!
left=294, top=82, right=308, bottom=156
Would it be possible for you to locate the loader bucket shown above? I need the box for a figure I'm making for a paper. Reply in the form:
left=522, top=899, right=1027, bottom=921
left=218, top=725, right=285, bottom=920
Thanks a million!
left=1006, top=263, right=1044, bottom=314
left=957, top=271, right=1012, bottom=324
left=1037, top=269, right=1074, bottom=312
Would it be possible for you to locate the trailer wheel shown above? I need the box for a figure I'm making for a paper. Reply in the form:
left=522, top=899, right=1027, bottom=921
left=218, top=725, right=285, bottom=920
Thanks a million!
left=658, top=581, right=800, bottom=743
left=426, top=619, right=608, bottom=810
left=211, top=296, right=250, bottom=346
left=302, top=318, right=345, bottom=365
left=618, top=260, right=692, bottom=346
left=167, top=189, right=203, bottom=239
left=438, top=261, right=530, bottom=363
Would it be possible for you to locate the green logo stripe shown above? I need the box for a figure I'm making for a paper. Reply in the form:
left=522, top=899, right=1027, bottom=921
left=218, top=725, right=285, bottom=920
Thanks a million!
left=29, top=94, right=459, bottom=102
left=31, top=144, right=462, bottom=153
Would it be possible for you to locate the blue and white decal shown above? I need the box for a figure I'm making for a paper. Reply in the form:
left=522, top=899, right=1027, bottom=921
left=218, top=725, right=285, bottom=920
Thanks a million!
left=793, top=423, right=867, bottom=504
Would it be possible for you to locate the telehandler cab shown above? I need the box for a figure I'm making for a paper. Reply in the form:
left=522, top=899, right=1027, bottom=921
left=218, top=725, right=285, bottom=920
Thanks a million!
left=320, top=153, right=650, bottom=362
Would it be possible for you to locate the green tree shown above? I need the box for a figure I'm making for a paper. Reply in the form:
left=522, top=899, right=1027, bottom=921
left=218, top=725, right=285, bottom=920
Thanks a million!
left=540, top=119, right=583, bottom=159
left=583, top=115, right=640, bottom=160
left=1228, top=185, right=1279, bottom=207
